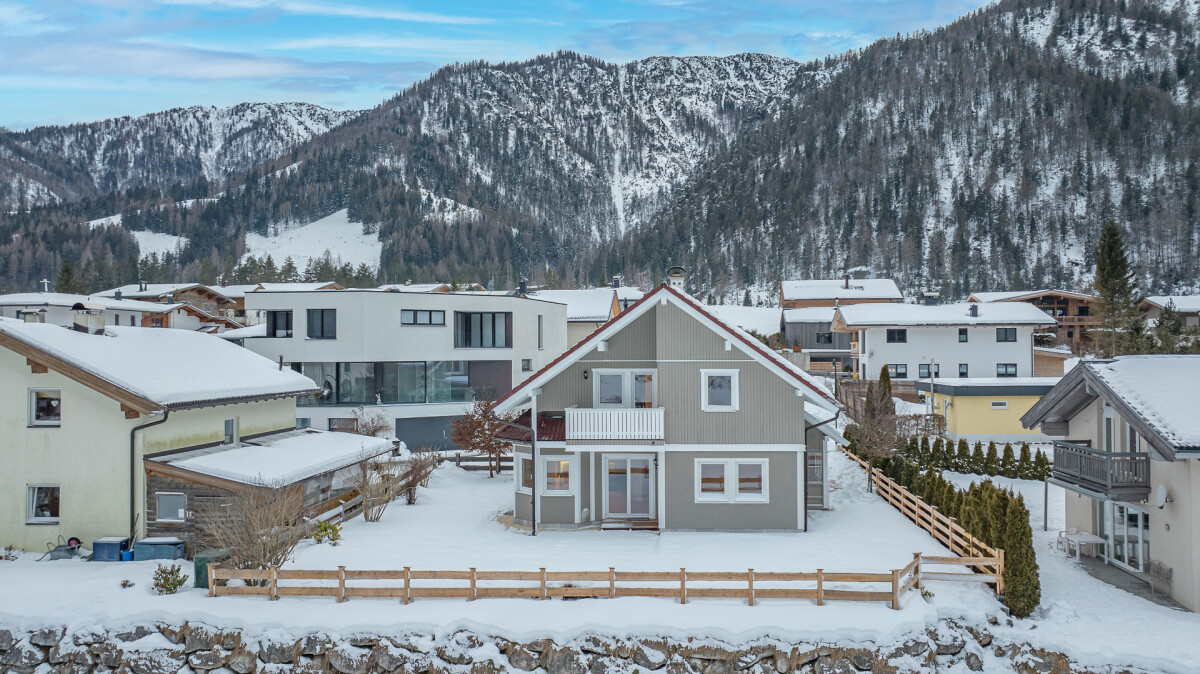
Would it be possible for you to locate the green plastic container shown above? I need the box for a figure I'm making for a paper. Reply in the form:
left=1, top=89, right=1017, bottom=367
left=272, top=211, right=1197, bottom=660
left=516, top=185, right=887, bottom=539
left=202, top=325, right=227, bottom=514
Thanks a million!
left=193, top=548, right=232, bottom=589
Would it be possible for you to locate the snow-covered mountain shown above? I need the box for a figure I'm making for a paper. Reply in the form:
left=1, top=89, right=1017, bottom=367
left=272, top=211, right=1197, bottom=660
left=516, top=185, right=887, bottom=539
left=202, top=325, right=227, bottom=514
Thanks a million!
left=0, top=102, right=362, bottom=208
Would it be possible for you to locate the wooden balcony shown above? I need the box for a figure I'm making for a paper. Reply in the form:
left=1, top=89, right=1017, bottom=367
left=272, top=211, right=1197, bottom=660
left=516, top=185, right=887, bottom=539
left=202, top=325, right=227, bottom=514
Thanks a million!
left=565, top=407, right=664, bottom=441
left=1051, top=441, right=1150, bottom=500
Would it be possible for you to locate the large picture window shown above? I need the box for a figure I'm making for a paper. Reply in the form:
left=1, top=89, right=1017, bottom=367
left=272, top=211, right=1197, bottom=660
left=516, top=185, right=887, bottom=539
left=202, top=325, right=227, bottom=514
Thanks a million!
left=297, top=360, right=509, bottom=405
left=694, top=459, right=769, bottom=503
left=701, top=369, right=739, bottom=412
left=29, top=389, right=61, bottom=426
left=307, top=309, right=337, bottom=339
left=27, top=485, right=59, bottom=524
left=455, top=312, right=512, bottom=348
left=265, top=310, right=292, bottom=337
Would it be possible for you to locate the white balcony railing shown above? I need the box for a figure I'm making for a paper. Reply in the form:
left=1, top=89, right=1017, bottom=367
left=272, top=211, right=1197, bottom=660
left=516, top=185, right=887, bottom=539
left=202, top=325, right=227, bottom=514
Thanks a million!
left=565, top=407, right=664, bottom=441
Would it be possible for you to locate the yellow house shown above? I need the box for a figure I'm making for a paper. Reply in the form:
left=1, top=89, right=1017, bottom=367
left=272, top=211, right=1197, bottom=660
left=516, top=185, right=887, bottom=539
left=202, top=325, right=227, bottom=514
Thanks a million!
left=915, top=377, right=1061, bottom=443
left=0, top=312, right=322, bottom=553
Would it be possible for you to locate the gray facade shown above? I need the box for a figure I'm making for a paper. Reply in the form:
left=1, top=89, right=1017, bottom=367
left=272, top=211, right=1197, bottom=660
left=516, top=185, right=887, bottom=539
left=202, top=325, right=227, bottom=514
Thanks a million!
left=781, top=312, right=853, bottom=370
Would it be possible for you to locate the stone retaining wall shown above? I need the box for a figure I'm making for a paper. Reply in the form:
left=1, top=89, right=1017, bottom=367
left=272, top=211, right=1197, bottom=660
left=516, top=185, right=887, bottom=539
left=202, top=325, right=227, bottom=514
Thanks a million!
left=0, top=619, right=1087, bottom=673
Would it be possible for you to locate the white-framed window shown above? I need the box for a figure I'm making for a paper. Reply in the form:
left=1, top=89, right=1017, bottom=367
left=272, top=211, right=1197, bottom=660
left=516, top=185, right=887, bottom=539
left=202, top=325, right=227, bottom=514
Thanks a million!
left=990, top=401, right=1009, bottom=410
left=515, top=455, right=534, bottom=494
left=593, top=369, right=657, bottom=408
left=223, top=418, right=239, bottom=446
left=694, top=459, right=769, bottom=503
left=27, top=484, right=60, bottom=524
left=700, top=369, right=739, bottom=412
left=156, top=492, right=187, bottom=523
left=29, top=389, right=61, bottom=427
left=543, top=458, right=572, bottom=494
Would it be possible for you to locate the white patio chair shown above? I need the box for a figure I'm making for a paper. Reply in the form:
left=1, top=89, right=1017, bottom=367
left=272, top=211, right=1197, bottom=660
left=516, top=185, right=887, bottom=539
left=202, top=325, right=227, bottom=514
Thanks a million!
left=1056, top=527, right=1077, bottom=552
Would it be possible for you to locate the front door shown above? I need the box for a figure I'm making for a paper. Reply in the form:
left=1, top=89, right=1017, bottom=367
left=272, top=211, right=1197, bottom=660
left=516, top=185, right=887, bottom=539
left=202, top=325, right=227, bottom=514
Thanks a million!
left=604, top=454, right=655, bottom=519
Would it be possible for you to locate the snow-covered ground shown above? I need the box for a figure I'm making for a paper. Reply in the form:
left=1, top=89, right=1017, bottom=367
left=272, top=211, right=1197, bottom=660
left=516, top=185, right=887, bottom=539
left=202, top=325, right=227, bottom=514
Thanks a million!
left=3, top=453, right=1200, bottom=671
left=243, top=209, right=380, bottom=269
left=131, top=231, right=188, bottom=259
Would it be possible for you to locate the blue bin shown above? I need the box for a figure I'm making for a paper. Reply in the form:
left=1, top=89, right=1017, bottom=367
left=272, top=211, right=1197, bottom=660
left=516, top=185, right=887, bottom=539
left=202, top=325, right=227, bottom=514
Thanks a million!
left=133, top=538, right=185, bottom=561
left=92, top=537, right=129, bottom=562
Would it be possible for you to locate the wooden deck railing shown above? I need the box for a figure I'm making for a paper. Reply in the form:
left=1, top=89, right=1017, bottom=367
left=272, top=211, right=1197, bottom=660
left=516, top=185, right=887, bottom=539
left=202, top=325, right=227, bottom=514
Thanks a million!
left=209, top=554, right=1006, bottom=609
left=1052, top=441, right=1149, bottom=497
left=840, top=448, right=1004, bottom=595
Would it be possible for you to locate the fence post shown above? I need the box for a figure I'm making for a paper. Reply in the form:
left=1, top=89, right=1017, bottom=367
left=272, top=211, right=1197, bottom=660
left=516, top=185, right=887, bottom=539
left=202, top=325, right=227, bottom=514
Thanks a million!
left=337, top=566, right=346, bottom=603
left=207, top=563, right=216, bottom=597
left=930, top=506, right=939, bottom=541
left=912, top=553, right=922, bottom=590
left=891, top=568, right=900, bottom=610
left=947, top=516, right=957, bottom=555
left=470, top=567, right=477, bottom=601
left=455, top=453, right=461, bottom=467
left=996, top=549, right=1005, bottom=596
left=679, top=568, right=687, bottom=605
left=816, top=569, right=824, bottom=606
left=540, top=567, right=547, bottom=600
left=747, top=569, right=755, bottom=607
left=403, top=566, right=411, bottom=605
left=269, top=565, right=278, bottom=601
left=609, top=567, right=616, bottom=598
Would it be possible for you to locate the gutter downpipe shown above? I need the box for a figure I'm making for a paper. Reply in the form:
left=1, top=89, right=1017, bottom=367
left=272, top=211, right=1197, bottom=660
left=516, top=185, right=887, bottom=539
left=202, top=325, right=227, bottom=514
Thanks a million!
left=130, top=411, right=170, bottom=538
left=530, top=389, right=541, bottom=537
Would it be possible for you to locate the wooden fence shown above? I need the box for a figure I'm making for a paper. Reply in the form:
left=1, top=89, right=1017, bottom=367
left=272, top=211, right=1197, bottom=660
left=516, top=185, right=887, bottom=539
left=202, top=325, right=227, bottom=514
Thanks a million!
left=840, top=449, right=1004, bottom=595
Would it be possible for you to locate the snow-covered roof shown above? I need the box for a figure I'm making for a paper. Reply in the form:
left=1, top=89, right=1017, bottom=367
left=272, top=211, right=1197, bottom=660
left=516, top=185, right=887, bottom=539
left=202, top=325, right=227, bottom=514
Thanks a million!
left=707, top=305, right=782, bottom=336
left=0, top=292, right=183, bottom=314
left=98, top=283, right=233, bottom=304
left=0, top=317, right=318, bottom=410
left=614, top=286, right=645, bottom=302
left=218, top=323, right=267, bottom=340
left=252, top=282, right=343, bottom=294
left=969, top=289, right=1095, bottom=303
left=1087, top=356, right=1200, bottom=450
left=211, top=284, right=260, bottom=299
left=782, top=307, right=837, bottom=323
left=780, top=278, right=902, bottom=302
left=164, top=429, right=394, bottom=486
left=528, top=289, right=618, bottom=322
left=836, top=301, right=1057, bottom=328
left=1142, top=295, right=1200, bottom=313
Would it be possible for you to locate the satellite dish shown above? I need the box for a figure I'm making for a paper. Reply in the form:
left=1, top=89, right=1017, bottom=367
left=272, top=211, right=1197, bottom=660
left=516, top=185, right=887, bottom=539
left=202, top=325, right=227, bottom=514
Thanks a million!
left=1156, top=484, right=1171, bottom=509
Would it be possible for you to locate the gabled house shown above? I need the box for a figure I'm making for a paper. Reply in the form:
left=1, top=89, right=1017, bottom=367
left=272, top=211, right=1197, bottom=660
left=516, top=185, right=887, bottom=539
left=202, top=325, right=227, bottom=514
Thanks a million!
left=0, top=292, right=189, bottom=330
left=1022, top=355, right=1200, bottom=610
left=779, top=277, right=902, bottom=309
left=0, top=315, right=360, bottom=555
left=967, top=289, right=1099, bottom=352
left=833, top=302, right=1057, bottom=381
left=1140, top=296, right=1200, bottom=330
left=96, top=283, right=240, bottom=332
left=491, top=285, right=846, bottom=532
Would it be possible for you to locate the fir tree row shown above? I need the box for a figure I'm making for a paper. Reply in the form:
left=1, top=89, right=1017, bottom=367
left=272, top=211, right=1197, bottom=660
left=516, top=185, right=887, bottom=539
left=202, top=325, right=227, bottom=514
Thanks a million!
left=898, top=436, right=1051, bottom=481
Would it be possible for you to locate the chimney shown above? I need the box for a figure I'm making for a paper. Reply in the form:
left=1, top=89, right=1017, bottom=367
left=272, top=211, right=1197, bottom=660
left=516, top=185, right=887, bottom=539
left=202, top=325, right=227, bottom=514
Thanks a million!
left=666, top=266, right=686, bottom=290
left=969, top=303, right=979, bottom=318
left=114, top=289, right=122, bottom=301
left=71, top=304, right=106, bottom=334
left=138, top=281, right=147, bottom=292
left=612, top=275, right=621, bottom=288
left=843, top=273, right=850, bottom=289
left=22, top=309, right=46, bottom=324
left=518, top=277, right=529, bottom=295
left=922, top=291, right=940, bottom=306
left=405, top=279, right=412, bottom=286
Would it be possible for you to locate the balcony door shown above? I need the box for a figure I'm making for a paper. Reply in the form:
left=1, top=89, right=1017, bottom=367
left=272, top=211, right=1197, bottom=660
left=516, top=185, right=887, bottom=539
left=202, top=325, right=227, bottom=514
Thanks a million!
left=1100, top=501, right=1149, bottom=573
left=593, top=369, right=657, bottom=409
left=604, top=454, right=655, bottom=519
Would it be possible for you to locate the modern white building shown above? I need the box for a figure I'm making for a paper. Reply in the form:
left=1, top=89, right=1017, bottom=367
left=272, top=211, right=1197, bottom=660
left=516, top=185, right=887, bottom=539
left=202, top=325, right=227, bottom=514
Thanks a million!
left=241, top=288, right=568, bottom=448
left=833, top=302, right=1057, bottom=381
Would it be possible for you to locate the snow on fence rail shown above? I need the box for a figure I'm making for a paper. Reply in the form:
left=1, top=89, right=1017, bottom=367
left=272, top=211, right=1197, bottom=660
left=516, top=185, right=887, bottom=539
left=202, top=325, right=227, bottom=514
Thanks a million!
left=206, top=554, right=992, bottom=609
left=840, top=448, right=1004, bottom=595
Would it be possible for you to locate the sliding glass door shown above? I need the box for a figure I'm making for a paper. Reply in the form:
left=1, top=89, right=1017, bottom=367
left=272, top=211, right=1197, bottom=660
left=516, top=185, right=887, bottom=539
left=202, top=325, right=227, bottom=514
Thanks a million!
left=1101, top=501, right=1149, bottom=573
left=604, top=455, right=654, bottom=519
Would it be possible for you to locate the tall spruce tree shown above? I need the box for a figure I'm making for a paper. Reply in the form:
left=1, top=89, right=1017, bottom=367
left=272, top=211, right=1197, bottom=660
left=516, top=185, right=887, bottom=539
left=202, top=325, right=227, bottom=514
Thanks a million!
left=1000, top=443, right=1017, bottom=478
left=876, top=366, right=896, bottom=415
left=1155, top=300, right=1185, bottom=354
left=1092, top=219, right=1140, bottom=357
left=54, top=259, right=86, bottom=294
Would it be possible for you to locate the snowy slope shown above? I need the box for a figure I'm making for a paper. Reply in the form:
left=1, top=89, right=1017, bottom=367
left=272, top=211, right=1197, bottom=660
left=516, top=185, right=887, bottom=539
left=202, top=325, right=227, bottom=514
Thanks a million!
left=243, top=209, right=381, bottom=269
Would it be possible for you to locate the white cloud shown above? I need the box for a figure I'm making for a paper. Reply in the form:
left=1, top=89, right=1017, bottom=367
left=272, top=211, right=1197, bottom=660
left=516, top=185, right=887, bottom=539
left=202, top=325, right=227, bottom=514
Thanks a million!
left=158, top=0, right=493, bottom=25
left=268, top=34, right=520, bottom=59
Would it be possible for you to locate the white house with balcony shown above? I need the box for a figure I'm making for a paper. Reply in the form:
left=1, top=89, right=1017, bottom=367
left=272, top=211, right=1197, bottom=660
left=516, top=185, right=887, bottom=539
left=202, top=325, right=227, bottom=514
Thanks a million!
left=832, top=302, right=1057, bottom=381
left=241, top=287, right=567, bottom=449
left=492, top=284, right=846, bottom=532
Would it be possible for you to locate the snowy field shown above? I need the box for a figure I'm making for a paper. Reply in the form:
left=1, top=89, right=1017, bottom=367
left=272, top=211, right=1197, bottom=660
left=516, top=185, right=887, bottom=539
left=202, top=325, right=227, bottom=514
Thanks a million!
left=3, top=452, right=1200, bottom=671
left=243, top=209, right=380, bottom=269
left=131, top=231, right=188, bottom=259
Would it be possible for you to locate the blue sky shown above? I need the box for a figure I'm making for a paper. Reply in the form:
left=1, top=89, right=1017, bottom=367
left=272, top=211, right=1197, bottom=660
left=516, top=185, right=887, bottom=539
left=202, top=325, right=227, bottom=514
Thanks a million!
left=0, top=0, right=987, bottom=129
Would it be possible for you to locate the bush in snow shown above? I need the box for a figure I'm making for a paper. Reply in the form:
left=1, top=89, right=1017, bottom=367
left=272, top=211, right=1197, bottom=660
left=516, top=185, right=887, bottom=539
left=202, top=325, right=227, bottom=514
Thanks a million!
left=310, top=520, right=342, bottom=546
left=1017, top=444, right=1034, bottom=479
left=153, top=563, right=189, bottom=595
left=1000, top=443, right=1018, bottom=478
left=195, top=483, right=306, bottom=581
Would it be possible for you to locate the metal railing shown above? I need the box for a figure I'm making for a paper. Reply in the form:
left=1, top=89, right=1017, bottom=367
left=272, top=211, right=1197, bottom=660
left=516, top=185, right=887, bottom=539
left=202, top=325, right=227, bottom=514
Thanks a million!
left=1052, top=441, right=1150, bottom=495
left=565, top=407, right=665, bottom=440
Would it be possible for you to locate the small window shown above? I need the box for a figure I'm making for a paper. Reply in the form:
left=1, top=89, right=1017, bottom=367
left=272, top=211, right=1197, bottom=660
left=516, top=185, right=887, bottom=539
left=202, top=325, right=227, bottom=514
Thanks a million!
left=156, top=493, right=186, bottom=523
left=695, top=459, right=768, bottom=503
left=996, top=363, right=1017, bottom=377
left=886, top=329, right=907, bottom=343
left=991, top=401, right=1009, bottom=410
left=519, top=456, right=534, bottom=492
left=129, top=315, right=135, bottom=326
left=544, top=459, right=571, bottom=493
left=296, top=418, right=312, bottom=429
left=29, top=389, right=61, bottom=427
left=521, top=358, right=533, bottom=372
left=815, top=332, right=833, bottom=344
left=150, top=317, right=164, bottom=328
left=27, top=485, right=59, bottom=524
left=329, top=418, right=355, bottom=432
left=538, top=315, right=544, bottom=350
left=996, top=327, right=1017, bottom=342
left=307, top=309, right=337, bottom=339
left=959, top=364, right=968, bottom=378
left=401, top=310, right=445, bottom=326
left=958, top=328, right=968, bottom=343
left=701, top=370, right=739, bottom=412
left=222, top=418, right=239, bottom=446
left=918, top=363, right=940, bottom=379
left=266, top=310, right=293, bottom=337
left=886, top=364, right=908, bottom=379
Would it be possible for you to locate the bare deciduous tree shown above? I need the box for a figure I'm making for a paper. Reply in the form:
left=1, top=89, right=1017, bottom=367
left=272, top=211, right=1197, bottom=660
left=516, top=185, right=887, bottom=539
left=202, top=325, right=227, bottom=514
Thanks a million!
left=356, top=452, right=442, bottom=521
left=195, top=484, right=306, bottom=583
left=450, top=399, right=513, bottom=477
left=351, top=405, right=392, bottom=437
